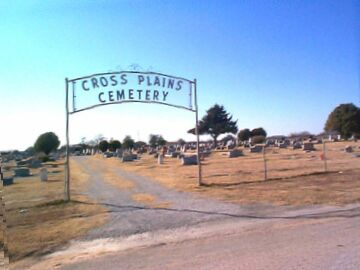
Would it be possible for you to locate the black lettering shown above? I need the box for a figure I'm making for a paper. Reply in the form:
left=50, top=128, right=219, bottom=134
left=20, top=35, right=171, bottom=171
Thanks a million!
left=137, top=90, right=143, bottom=99
left=100, top=77, right=108, bottom=87
left=154, top=76, right=160, bottom=86
left=98, top=92, right=105, bottom=102
left=91, top=78, right=99, bottom=88
left=153, top=90, right=159, bottom=101
left=108, top=91, right=114, bottom=102
left=129, top=89, right=134, bottom=99
left=110, top=75, right=118, bottom=86
left=138, top=75, right=144, bottom=85
left=117, top=90, right=125, bottom=100
left=162, top=77, right=166, bottom=87
left=162, top=91, right=169, bottom=101
left=146, top=90, right=151, bottom=100
left=82, top=80, right=89, bottom=91
left=175, top=80, right=183, bottom=91
left=120, top=74, right=128, bottom=84
left=146, top=76, right=152, bottom=86
left=167, top=79, right=174, bottom=89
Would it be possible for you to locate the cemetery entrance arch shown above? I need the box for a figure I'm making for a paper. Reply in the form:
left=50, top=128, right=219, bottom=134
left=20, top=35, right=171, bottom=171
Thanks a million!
left=64, top=71, right=202, bottom=201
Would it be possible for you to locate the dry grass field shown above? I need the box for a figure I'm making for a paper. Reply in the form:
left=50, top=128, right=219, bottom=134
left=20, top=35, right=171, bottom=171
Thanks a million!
left=105, top=141, right=360, bottom=206
left=2, top=159, right=108, bottom=263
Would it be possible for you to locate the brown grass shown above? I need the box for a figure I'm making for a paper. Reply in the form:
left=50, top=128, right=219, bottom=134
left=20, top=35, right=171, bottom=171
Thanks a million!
left=101, top=141, right=360, bottom=206
left=3, top=159, right=108, bottom=262
left=85, top=157, right=135, bottom=190
left=131, top=193, right=171, bottom=208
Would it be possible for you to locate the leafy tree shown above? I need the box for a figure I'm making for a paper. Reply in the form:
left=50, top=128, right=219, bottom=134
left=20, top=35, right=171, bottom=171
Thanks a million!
left=177, top=138, right=186, bottom=146
left=134, top=141, right=147, bottom=149
left=157, top=136, right=167, bottom=146
left=251, top=127, right=267, bottom=138
left=25, top=146, right=35, bottom=155
left=98, top=140, right=109, bottom=152
left=251, top=135, right=266, bottom=145
left=122, top=136, right=135, bottom=150
left=188, top=104, right=238, bottom=146
left=238, top=128, right=251, bottom=142
left=149, top=134, right=167, bottom=147
left=325, top=103, right=360, bottom=139
left=34, top=132, right=60, bottom=155
left=221, top=134, right=236, bottom=144
left=108, top=140, right=121, bottom=152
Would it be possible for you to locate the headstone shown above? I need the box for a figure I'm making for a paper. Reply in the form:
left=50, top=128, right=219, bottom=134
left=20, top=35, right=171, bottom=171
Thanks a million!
left=278, top=143, right=287, bottom=149
left=201, top=150, right=212, bottom=158
left=103, top=152, right=113, bottom=158
left=3, top=177, right=13, bottom=186
left=250, top=145, right=263, bottom=153
left=345, top=145, right=353, bottom=153
left=292, top=142, right=302, bottom=150
left=158, top=155, right=164, bottom=165
left=171, top=152, right=181, bottom=158
left=122, top=155, right=134, bottom=162
left=227, top=144, right=235, bottom=150
left=40, top=168, right=48, bottom=181
left=303, top=142, right=315, bottom=151
left=29, top=159, right=42, bottom=168
left=228, top=149, right=243, bottom=158
left=181, top=155, right=198, bottom=165
left=14, top=168, right=30, bottom=177
left=116, top=149, right=123, bottom=158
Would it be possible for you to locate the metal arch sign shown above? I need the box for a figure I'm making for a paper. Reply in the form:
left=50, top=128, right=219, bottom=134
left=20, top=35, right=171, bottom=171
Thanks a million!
left=63, top=71, right=202, bottom=202
left=67, top=71, right=196, bottom=114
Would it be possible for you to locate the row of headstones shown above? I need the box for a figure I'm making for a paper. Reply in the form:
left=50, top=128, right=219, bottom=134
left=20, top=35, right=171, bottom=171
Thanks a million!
left=227, top=142, right=316, bottom=157
left=2, top=167, right=48, bottom=186
left=155, top=151, right=199, bottom=165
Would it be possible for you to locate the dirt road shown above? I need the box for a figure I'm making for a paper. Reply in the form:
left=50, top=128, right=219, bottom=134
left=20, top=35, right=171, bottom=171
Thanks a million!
left=23, top=157, right=360, bottom=269
left=60, top=216, right=360, bottom=270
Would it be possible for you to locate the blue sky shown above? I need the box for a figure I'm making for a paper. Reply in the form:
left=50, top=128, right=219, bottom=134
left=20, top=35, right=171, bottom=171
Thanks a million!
left=1, top=0, right=359, bottom=150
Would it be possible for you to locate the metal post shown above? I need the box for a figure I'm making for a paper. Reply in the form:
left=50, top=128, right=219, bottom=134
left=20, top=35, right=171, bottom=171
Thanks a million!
left=323, top=139, right=327, bottom=172
left=263, top=145, right=267, bottom=180
left=1, top=167, right=9, bottom=267
left=65, top=78, right=70, bottom=201
left=194, top=79, right=203, bottom=186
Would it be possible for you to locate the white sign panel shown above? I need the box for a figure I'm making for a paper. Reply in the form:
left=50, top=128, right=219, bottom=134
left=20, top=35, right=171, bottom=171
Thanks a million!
left=68, top=71, right=195, bottom=113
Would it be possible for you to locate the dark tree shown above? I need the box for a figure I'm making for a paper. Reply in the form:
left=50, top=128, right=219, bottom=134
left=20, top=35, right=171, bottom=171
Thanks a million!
left=134, top=141, right=147, bottom=149
left=188, top=104, right=238, bottom=146
left=157, top=136, right=167, bottom=146
left=325, top=103, right=360, bottom=139
left=221, top=134, right=236, bottom=144
left=237, top=128, right=251, bottom=142
left=177, top=138, right=186, bottom=146
left=25, top=146, right=35, bottom=156
left=122, top=136, right=135, bottom=150
left=149, top=134, right=167, bottom=148
left=34, top=132, right=60, bottom=155
left=98, top=140, right=109, bottom=152
left=108, top=140, right=121, bottom=152
left=251, top=135, right=266, bottom=145
left=251, top=127, right=267, bottom=138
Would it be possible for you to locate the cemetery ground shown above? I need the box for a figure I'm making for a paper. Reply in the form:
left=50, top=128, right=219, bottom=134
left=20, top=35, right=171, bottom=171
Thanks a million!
left=108, top=141, right=360, bottom=206
left=2, top=159, right=108, bottom=266
left=4, top=140, right=360, bottom=269
left=25, top=141, right=360, bottom=270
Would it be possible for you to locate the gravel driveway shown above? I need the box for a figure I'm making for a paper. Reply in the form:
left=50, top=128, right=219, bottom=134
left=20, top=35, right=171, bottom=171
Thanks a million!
left=75, top=156, right=360, bottom=240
